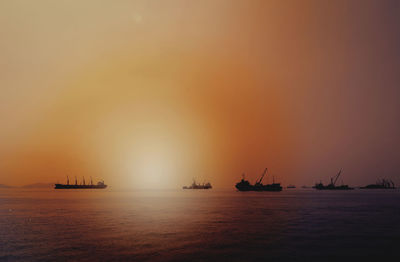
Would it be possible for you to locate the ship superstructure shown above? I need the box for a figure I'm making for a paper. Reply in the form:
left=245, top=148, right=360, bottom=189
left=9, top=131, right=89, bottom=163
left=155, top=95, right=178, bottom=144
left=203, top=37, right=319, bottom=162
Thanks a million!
left=55, top=176, right=107, bottom=189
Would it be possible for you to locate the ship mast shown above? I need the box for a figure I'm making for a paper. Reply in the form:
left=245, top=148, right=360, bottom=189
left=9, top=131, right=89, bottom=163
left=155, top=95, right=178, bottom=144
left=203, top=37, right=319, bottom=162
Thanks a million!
left=67, top=175, right=69, bottom=185
left=75, top=176, right=78, bottom=185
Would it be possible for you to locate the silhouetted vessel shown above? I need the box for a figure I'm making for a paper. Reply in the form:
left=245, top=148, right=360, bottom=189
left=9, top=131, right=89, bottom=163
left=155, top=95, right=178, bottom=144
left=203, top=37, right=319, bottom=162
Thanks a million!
left=360, top=179, right=396, bottom=189
left=235, top=168, right=282, bottom=192
left=55, top=176, right=107, bottom=189
left=287, top=185, right=296, bottom=189
left=314, top=169, right=353, bottom=190
left=183, top=179, right=212, bottom=189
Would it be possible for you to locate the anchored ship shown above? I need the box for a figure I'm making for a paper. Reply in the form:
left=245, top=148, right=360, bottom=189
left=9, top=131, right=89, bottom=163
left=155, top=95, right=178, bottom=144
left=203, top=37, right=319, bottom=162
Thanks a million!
left=314, top=169, right=353, bottom=190
left=361, top=179, right=396, bottom=189
left=183, top=179, right=212, bottom=189
left=55, top=176, right=107, bottom=189
left=235, top=168, right=282, bottom=192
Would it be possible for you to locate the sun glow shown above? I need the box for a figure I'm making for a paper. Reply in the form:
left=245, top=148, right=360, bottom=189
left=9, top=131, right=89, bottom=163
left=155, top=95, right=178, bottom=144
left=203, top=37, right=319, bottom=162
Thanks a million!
left=128, top=135, right=181, bottom=189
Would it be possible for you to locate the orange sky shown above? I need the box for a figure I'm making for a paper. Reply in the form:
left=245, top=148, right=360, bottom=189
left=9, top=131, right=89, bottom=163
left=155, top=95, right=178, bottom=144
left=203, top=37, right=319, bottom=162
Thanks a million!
left=1, top=0, right=399, bottom=188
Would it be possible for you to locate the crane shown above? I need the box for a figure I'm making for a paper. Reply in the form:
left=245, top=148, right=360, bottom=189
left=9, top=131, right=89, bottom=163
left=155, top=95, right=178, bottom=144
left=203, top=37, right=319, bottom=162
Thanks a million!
left=256, top=168, right=268, bottom=185
left=331, top=169, right=342, bottom=186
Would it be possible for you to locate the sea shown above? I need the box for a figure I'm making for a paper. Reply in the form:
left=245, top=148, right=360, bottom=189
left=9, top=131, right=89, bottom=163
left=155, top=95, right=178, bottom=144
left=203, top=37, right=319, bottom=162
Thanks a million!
left=1, top=188, right=399, bottom=261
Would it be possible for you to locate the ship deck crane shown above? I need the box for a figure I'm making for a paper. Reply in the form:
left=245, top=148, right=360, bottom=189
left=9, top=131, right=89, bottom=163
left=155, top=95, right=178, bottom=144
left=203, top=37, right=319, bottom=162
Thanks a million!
left=331, top=169, right=342, bottom=186
left=256, top=168, right=268, bottom=184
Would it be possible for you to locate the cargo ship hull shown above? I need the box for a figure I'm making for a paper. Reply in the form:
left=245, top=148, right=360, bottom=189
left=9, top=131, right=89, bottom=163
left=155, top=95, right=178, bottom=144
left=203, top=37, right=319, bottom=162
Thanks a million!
left=54, top=184, right=107, bottom=189
left=314, top=185, right=353, bottom=190
left=236, top=183, right=282, bottom=192
left=183, top=185, right=212, bottom=189
left=360, top=185, right=396, bottom=189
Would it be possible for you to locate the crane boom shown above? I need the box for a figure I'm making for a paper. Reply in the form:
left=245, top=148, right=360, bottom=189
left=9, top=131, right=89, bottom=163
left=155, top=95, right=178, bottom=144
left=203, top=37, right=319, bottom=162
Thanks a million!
left=333, top=169, right=342, bottom=186
left=257, top=168, right=268, bottom=184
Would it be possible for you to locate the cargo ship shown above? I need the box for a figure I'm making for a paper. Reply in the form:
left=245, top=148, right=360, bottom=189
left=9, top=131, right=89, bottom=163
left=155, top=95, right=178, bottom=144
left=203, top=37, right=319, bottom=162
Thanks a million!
left=183, top=179, right=212, bottom=189
left=314, top=169, right=353, bottom=190
left=235, top=168, right=282, bottom=192
left=360, top=179, right=396, bottom=189
left=55, top=176, right=107, bottom=189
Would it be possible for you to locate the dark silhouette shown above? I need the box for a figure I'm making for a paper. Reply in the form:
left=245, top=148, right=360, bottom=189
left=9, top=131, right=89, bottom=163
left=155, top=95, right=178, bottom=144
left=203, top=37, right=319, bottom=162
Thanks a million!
left=183, top=179, right=212, bottom=189
left=55, top=176, right=107, bottom=189
left=287, top=185, right=296, bottom=189
left=314, top=169, right=353, bottom=190
left=235, top=168, right=282, bottom=191
left=0, top=184, right=14, bottom=188
left=22, top=183, right=54, bottom=189
left=361, top=179, right=396, bottom=189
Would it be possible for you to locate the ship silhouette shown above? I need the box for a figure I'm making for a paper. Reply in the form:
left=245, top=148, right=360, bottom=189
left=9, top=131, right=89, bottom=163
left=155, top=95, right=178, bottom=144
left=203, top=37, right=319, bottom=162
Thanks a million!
left=235, top=168, right=282, bottom=192
left=55, top=176, right=107, bottom=189
left=314, top=169, right=353, bottom=190
left=360, top=179, right=396, bottom=189
left=183, top=179, right=212, bottom=189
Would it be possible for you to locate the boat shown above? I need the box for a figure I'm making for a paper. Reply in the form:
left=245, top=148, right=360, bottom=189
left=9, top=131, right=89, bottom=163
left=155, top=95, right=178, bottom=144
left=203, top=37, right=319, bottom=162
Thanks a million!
left=314, top=169, right=353, bottom=190
left=235, top=168, right=282, bottom=192
left=287, top=185, right=296, bottom=189
left=55, top=176, right=107, bottom=189
left=360, top=179, right=396, bottom=189
left=183, top=179, right=212, bottom=189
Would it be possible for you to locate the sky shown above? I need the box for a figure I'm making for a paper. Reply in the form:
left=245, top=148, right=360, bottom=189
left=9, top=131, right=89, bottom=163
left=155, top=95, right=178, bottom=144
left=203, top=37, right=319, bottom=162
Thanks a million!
left=0, top=0, right=399, bottom=188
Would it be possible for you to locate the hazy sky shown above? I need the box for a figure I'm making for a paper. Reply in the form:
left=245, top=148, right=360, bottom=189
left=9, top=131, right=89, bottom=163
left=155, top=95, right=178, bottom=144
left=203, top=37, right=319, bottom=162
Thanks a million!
left=1, top=0, right=399, bottom=188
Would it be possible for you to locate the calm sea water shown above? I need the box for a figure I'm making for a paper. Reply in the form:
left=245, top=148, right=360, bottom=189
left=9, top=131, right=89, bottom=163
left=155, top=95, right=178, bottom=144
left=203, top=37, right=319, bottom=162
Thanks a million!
left=1, top=188, right=399, bottom=261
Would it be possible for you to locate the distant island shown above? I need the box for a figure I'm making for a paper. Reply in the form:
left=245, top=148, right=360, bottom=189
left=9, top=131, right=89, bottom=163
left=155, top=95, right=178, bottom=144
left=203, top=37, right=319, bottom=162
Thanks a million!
left=21, top=183, right=55, bottom=189
left=0, top=183, right=54, bottom=189
left=0, top=184, right=15, bottom=188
